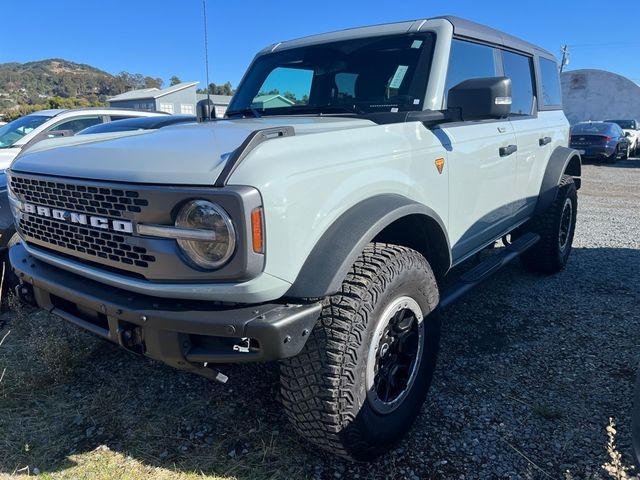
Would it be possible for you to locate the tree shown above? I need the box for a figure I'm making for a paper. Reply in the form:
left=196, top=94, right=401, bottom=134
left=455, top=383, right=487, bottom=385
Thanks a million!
left=116, top=72, right=145, bottom=91
left=170, top=75, right=182, bottom=86
left=199, top=81, right=234, bottom=96
left=144, top=76, right=163, bottom=89
left=283, top=91, right=297, bottom=103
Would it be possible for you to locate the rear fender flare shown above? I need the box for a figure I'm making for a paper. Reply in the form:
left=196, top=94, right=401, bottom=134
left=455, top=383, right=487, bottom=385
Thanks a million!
left=534, top=146, right=581, bottom=216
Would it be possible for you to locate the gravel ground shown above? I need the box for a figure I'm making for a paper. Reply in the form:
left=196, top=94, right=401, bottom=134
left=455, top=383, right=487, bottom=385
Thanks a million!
left=0, top=158, right=638, bottom=479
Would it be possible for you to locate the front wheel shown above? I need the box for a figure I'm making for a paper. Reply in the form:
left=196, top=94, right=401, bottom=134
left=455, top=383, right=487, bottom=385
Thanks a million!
left=280, top=243, right=441, bottom=461
left=517, top=175, right=577, bottom=274
left=1, top=233, right=21, bottom=303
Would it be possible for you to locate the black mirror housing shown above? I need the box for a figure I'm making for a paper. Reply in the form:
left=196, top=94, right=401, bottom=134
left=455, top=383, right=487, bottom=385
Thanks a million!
left=448, top=77, right=513, bottom=121
left=196, top=99, right=216, bottom=123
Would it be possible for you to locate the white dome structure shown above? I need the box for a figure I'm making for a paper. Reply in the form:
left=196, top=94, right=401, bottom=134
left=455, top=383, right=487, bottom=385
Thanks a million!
left=561, top=69, right=640, bottom=125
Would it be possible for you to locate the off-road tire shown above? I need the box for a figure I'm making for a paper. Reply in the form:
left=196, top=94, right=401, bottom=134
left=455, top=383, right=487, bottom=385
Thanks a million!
left=279, top=243, right=441, bottom=461
left=517, top=175, right=577, bottom=274
left=1, top=233, right=20, bottom=305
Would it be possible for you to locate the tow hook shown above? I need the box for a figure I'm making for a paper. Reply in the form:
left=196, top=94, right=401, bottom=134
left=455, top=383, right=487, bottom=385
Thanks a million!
left=15, top=283, right=35, bottom=305
left=116, top=324, right=145, bottom=355
left=233, top=337, right=251, bottom=353
left=203, top=363, right=229, bottom=384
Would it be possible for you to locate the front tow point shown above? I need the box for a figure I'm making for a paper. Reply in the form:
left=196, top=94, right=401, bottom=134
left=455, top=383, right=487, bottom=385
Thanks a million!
left=116, top=324, right=145, bottom=355
left=15, top=283, right=35, bottom=305
left=203, top=363, right=229, bottom=383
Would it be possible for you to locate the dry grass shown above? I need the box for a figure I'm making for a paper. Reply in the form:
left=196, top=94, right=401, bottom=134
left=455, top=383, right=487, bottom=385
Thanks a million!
left=603, top=418, right=637, bottom=480
left=0, top=298, right=316, bottom=479
left=0, top=287, right=638, bottom=479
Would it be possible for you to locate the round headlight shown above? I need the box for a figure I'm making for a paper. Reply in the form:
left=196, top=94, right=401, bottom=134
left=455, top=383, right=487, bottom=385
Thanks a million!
left=175, top=200, right=236, bottom=269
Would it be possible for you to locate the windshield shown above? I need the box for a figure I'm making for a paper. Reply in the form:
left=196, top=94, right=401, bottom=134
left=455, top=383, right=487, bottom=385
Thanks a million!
left=572, top=123, right=613, bottom=134
left=228, top=33, right=436, bottom=117
left=606, top=120, right=634, bottom=129
left=0, top=115, right=50, bottom=148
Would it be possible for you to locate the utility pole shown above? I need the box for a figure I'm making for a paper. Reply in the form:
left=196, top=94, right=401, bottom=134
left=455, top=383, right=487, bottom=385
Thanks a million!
left=560, top=45, right=570, bottom=73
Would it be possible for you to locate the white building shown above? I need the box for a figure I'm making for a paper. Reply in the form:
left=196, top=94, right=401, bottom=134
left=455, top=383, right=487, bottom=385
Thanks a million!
left=561, top=69, right=640, bottom=125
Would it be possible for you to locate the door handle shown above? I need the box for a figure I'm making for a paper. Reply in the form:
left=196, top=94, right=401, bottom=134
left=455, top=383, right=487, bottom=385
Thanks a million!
left=539, top=136, right=552, bottom=146
left=499, top=144, right=518, bottom=157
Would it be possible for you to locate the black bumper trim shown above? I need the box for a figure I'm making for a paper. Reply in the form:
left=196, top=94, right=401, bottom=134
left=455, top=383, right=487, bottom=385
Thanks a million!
left=10, top=243, right=322, bottom=371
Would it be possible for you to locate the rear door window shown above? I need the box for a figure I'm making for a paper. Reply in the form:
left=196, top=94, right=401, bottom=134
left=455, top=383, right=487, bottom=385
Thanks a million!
left=501, top=51, right=535, bottom=116
left=109, top=115, right=136, bottom=122
left=50, top=116, right=104, bottom=134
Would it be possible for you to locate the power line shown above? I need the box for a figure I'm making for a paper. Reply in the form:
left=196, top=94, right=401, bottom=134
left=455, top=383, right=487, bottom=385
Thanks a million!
left=560, top=45, right=569, bottom=73
left=568, top=42, right=640, bottom=49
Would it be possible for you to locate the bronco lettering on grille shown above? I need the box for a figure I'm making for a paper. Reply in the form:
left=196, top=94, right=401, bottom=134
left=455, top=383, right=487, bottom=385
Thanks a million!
left=22, top=203, right=133, bottom=234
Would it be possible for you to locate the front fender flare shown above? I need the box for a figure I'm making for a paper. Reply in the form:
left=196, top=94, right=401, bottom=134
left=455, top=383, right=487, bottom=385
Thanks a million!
left=286, top=194, right=450, bottom=298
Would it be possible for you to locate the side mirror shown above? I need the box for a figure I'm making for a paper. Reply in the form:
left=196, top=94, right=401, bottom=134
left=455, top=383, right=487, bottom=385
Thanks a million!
left=625, top=131, right=632, bottom=137
left=448, top=77, right=512, bottom=121
left=197, top=99, right=216, bottom=123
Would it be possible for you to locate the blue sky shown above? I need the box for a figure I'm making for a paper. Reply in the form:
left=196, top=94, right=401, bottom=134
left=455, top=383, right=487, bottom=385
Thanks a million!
left=2, top=0, right=640, bottom=88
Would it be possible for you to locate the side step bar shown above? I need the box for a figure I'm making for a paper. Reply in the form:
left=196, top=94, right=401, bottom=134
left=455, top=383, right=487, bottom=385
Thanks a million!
left=438, top=232, right=540, bottom=310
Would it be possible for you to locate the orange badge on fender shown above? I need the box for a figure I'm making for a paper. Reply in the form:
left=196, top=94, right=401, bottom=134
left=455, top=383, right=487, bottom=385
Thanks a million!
left=435, top=158, right=445, bottom=175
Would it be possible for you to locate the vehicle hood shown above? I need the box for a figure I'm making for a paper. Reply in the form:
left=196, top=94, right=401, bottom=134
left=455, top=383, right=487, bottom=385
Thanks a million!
left=10, top=117, right=374, bottom=185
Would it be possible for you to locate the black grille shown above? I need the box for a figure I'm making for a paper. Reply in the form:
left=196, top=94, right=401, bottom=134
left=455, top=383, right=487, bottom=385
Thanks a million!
left=10, top=176, right=149, bottom=218
left=20, top=215, right=156, bottom=268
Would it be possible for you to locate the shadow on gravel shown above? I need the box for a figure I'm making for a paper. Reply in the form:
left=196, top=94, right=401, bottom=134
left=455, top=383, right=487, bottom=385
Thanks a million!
left=0, top=247, right=638, bottom=479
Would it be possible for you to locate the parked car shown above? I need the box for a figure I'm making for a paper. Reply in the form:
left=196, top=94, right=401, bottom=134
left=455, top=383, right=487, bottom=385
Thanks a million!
left=7, top=16, right=581, bottom=461
left=0, top=108, right=167, bottom=169
left=570, top=122, right=630, bottom=163
left=605, top=119, right=640, bottom=156
left=77, top=115, right=196, bottom=135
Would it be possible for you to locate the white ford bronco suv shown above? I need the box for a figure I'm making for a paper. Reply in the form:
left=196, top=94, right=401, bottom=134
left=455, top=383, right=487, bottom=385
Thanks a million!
left=7, top=16, right=580, bottom=461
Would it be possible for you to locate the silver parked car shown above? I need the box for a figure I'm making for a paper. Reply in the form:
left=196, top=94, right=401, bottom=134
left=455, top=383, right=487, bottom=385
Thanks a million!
left=0, top=108, right=167, bottom=169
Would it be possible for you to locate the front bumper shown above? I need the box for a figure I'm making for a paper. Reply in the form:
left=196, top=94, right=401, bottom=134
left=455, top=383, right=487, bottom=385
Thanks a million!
left=10, top=243, right=322, bottom=377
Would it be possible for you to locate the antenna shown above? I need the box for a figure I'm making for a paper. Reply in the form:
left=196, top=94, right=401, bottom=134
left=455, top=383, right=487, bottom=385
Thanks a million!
left=201, top=0, right=213, bottom=119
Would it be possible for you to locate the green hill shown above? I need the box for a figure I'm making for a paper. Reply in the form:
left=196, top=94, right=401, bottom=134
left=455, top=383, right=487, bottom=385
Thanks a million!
left=0, top=59, right=163, bottom=118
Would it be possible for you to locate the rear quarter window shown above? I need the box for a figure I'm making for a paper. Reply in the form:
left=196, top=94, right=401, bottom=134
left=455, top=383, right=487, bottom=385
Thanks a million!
left=539, top=58, right=562, bottom=108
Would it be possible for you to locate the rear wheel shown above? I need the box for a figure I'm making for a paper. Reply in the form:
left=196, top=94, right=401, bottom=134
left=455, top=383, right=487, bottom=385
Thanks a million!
left=280, top=243, right=441, bottom=461
left=605, top=147, right=618, bottom=164
left=516, top=175, right=577, bottom=274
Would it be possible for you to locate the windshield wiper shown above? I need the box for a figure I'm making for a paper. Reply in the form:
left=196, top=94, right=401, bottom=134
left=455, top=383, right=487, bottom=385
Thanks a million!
left=226, top=107, right=262, bottom=119
left=285, top=105, right=365, bottom=115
